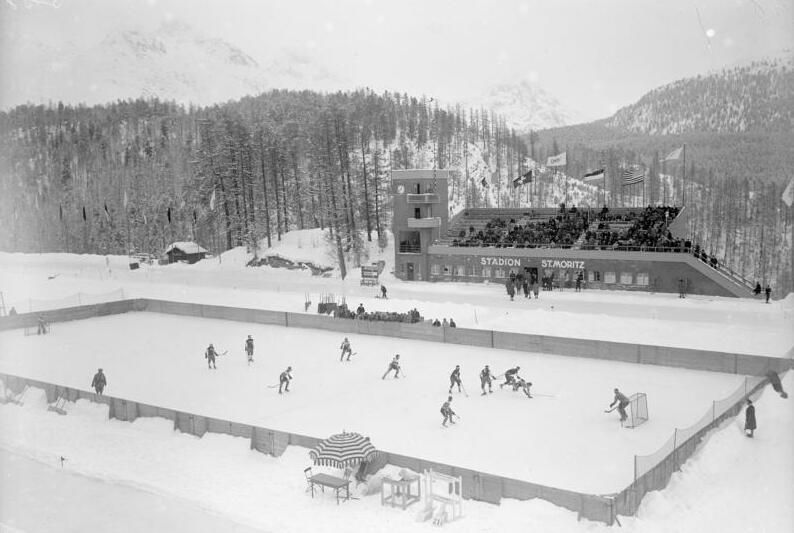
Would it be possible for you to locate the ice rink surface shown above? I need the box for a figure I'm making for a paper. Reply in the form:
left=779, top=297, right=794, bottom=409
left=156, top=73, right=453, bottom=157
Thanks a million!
left=0, top=312, right=744, bottom=493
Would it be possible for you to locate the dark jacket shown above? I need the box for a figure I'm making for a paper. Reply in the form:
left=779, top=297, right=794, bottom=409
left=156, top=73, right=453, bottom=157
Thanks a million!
left=744, top=404, right=756, bottom=430
left=91, top=372, right=106, bottom=389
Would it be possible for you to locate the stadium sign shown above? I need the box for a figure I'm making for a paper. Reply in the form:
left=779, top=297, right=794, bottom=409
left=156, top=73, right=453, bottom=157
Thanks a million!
left=541, top=259, right=585, bottom=269
left=480, top=257, right=523, bottom=267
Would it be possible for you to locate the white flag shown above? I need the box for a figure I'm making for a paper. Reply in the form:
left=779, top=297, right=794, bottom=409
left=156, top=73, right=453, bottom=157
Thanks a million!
left=546, top=152, right=567, bottom=167
left=123, top=190, right=128, bottom=209
left=782, top=177, right=794, bottom=208
left=210, top=189, right=216, bottom=211
left=663, top=146, right=683, bottom=161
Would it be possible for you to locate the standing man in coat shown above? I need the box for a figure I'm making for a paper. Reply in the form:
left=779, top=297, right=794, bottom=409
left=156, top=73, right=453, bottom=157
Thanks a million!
left=91, top=368, right=107, bottom=395
left=744, top=399, right=757, bottom=437
left=764, top=285, right=772, bottom=303
left=245, top=335, right=255, bottom=365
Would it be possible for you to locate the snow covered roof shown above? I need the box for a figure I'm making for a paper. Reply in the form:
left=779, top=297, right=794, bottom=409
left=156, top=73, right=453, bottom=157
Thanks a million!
left=165, top=241, right=208, bottom=254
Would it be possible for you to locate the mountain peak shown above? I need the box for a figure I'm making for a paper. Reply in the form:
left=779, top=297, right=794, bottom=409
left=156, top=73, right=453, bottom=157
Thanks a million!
left=474, top=79, right=577, bottom=132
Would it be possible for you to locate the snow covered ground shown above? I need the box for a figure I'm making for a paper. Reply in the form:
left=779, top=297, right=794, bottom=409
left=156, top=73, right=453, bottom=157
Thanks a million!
left=0, top=374, right=790, bottom=533
left=0, top=312, right=745, bottom=493
left=0, top=230, right=792, bottom=532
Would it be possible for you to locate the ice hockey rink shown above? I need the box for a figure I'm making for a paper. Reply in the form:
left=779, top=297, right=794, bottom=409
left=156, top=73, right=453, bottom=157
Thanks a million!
left=0, top=311, right=746, bottom=494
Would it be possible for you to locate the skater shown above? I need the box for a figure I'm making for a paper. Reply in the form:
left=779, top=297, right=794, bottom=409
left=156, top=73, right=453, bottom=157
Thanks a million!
left=744, top=399, right=756, bottom=437
left=522, top=277, right=529, bottom=298
left=340, top=337, right=353, bottom=361
left=609, top=388, right=630, bottom=422
left=279, top=366, right=293, bottom=394
left=576, top=271, right=583, bottom=292
left=356, top=303, right=366, bottom=317
left=245, top=335, right=254, bottom=364
left=205, top=343, right=218, bottom=369
left=440, top=396, right=457, bottom=427
left=380, top=285, right=388, bottom=299
left=765, top=284, right=771, bottom=303
left=480, top=365, right=495, bottom=395
left=37, top=315, right=48, bottom=335
left=766, top=370, right=788, bottom=399
left=506, top=279, right=515, bottom=301
left=678, top=279, right=686, bottom=299
left=91, top=368, right=106, bottom=395
left=533, top=281, right=540, bottom=299
left=382, top=354, right=401, bottom=379
left=448, top=365, right=462, bottom=394
left=500, top=366, right=521, bottom=389
left=514, top=377, right=533, bottom=398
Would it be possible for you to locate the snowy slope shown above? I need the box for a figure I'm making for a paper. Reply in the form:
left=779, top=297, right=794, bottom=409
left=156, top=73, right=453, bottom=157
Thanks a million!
left=473, top=79, right=579, bottom=132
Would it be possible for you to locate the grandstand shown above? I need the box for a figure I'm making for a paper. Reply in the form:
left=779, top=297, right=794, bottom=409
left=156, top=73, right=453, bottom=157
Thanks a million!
left=391, top=170, right=753, bottom=297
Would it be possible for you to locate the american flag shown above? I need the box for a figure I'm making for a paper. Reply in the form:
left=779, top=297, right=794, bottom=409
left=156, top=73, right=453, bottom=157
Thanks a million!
left=622, top=167, right=645, bottom=185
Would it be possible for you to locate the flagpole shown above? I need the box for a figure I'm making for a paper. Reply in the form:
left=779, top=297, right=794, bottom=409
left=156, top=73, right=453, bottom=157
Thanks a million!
left=682, top=143, right=687, bottom=207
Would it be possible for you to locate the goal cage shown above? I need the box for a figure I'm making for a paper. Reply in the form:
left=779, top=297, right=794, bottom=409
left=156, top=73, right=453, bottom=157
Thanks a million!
left=624, top=393, right=649, bottom=428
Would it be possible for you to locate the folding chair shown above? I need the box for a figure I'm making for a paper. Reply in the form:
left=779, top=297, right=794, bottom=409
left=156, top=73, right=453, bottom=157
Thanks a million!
left=304, top=467, right=313, bottom=493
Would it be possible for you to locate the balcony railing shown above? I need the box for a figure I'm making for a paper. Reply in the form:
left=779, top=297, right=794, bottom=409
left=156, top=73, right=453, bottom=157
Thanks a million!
left=406, top=193, right=440, bottom=204
left=407, top=217, right=442, bottom=229
left=399, top=243, right=422, bottom=254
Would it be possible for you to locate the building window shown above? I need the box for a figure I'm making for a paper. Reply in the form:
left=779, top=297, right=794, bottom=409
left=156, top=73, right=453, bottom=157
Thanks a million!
left=636, top=272, right=649, bottom=286
left=482, top=267, right=491, bottom=278
left=443, top=265, right=452, bottom=275
left=495, top=268, right=505, bottom=279
left=454, top=265, right=465, bottom=277
left=620, top=272, right=633, bottom=285
left=588, top=270, right=601, bottom=282
left=431, top=264, right=440, bottom=276
left=400, top=263, right=405, bottom=273
left=468, top=265, right=479, bottom=277
left=604, top=272, right=616, bottom=284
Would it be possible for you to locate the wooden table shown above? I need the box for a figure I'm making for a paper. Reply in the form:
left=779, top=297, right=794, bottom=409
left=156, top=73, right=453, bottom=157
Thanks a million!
left=309, top=473, right=351, bottom=504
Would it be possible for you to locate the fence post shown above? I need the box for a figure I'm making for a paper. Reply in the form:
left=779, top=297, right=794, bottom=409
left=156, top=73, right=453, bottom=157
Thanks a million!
left=285, top=312, right=289, bottom=328
left=712, top=400, right=716, bottom=422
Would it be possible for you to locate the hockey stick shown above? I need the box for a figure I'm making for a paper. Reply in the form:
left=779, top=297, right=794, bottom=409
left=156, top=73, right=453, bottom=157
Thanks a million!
left=604, top=405, right=617, bottom=413
left=532, top=392, right=556, bottom=398
left=460, top=383, right=470, bottom=397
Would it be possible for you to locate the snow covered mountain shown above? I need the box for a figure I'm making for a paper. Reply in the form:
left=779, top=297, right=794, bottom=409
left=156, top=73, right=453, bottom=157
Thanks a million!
left=604, top=52, right=794, bottom=135
left=0, top=21, right=339, bottom=109
left=473, top=79, right=578, bottom=132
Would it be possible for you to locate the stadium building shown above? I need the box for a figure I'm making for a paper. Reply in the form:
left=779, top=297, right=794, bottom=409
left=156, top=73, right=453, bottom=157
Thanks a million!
left=391, top=170, right=751, bottom=297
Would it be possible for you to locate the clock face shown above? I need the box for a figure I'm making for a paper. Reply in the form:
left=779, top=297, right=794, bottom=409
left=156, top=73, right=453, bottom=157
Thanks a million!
left=397, top=185, right=405, bottom=194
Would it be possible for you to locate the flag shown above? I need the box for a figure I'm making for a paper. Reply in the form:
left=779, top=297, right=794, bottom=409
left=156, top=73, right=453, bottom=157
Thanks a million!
left=663, top=146, right=683, bottom=161
left=583, top=168, right=605, bottom=182
left=103, top=203, right=111, bottom=222
left=123, top=191, right=128, bottom=209
left=546, top=152, right=567, bottom=167
left=513, top=170, right=533, bottom=188
left=82, top=206, right=86, bottom=222
left=783, top=177, right=794, bottom=208
left=59, top=204, right=63, bottom=221
left=193, top=209, right=197, bottom=224
left=622, top=167, right=645, bottom=185
left=209, top=189, right=216, bottom=210
left=167, top=207, right=172, bottom=224
left=480, top=177, right=488, bottom=188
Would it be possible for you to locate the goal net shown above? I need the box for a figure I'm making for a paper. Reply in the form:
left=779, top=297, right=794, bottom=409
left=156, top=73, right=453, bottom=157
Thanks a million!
left=624, top=393, right=649, bottom=428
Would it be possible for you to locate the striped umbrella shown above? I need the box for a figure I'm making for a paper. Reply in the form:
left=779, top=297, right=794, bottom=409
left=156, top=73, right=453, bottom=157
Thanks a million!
left=309, top=431, right=378, bottom=468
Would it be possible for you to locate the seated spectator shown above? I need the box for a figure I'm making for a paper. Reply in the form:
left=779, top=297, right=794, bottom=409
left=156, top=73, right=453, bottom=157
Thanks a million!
left=356, top=303, right=365, bottom=316
left=432, top=319, right=441, bottom=327
left=449, top=318, right=456, bottom=328
left=442, top=318, right=449, bottom=327
left=8, top=306, right=16, bottom=316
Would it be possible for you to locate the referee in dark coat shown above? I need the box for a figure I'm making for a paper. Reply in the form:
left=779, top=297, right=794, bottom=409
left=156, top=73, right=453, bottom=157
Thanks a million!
left=744, top=399, right=756, bottom=438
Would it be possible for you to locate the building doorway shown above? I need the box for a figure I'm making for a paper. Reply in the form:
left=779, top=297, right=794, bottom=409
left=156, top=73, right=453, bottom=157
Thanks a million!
left=406, top=263, right=415, bottom=281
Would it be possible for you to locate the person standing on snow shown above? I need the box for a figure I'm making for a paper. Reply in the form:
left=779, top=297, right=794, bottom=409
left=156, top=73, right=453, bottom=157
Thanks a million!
left=340, top=337, right=353, bottom=361
left=448, top=365, right=462, bottom=394
left=91, top=368, right=106, bottom=395
left=245, top=335, right=255, bottom=364
left=279, top=366, right=293, bottom=394
left=608, top=388, right=630, bottom=422
left=205, top=343, right=218, bottom=370
left=744, top=399, right=757, bottom=437
left=440, top=396, right=457, bottom=427
left=480, top=365, right=495, bottom=395
left=382, top=354, right=401, bottom=379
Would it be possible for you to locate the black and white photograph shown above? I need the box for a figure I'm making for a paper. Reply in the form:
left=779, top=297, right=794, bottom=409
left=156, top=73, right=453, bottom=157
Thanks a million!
left=0, top=0, right=792, bottom=531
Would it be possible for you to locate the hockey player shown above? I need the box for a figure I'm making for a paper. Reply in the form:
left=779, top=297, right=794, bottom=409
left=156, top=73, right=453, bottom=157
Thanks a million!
left=480, top=365, right=495, bottom=395
left=279, top=366, right=293, bottom=394
left=91, top=368, right=106, bottom=395
left=513, top=377, right=533, bottom=398
left=205, top=344, right=218, bottom=369
left=609, top=388, right=630, bottom=422
left=500, top=366, right=521, bottom=389
left=382, top=354, right=401, bottom=379
left=448, top=365, right=462, bottom=394
left=380, top=285, right=388, bottom=299
left=440, top=396, right=457, bottom=427
left=37, top=315, right=48, bottom=335
left=340, top=337, right=353, bottom=362
left=245, top=335, right=254, bottom=364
